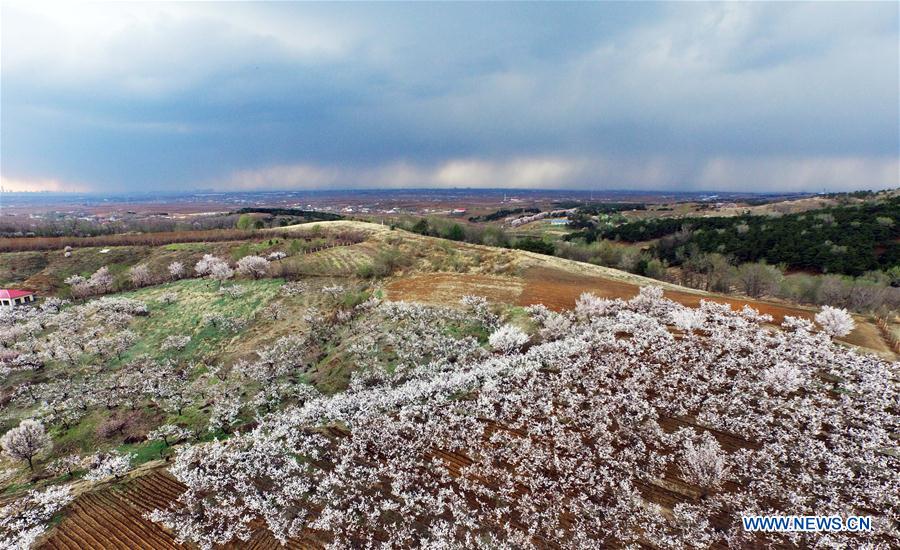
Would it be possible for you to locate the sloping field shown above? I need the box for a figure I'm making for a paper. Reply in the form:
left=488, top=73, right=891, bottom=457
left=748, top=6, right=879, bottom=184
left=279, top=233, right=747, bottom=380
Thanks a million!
left=40, top=470, right=325, bottom=550
left=10, top=220, right=895, bottom=547
left=278, top=241, right=380, bottom=277
left=272, top=219, right=392, bottom=236
left=386, top=273, right=524, bottom=305
left=37, top=417, right=750, bottom=550
left=40, top=472, right=184, bottom=549
left=516, top=266, right=893, bottom=357
left=0, top=242, right=237, bottom=295
left=386, top=264, right=895, bottom=359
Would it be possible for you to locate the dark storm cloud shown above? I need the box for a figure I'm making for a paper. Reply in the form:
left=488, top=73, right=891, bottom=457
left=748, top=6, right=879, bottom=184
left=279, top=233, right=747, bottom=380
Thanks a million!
left=1, top=2, right=897, bottom=192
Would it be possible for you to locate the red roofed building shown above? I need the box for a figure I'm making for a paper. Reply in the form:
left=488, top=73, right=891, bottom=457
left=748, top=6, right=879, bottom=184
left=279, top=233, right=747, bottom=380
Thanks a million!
left=0, top=289, right=36, bottom=307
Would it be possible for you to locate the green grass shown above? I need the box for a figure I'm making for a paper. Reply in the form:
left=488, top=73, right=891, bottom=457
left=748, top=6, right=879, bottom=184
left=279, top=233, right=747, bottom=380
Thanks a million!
left=2, top=481, right=33, bottom=496
left=117, top=278, right=285, bottom=362
left=52, top=410, right=105, bottom=454
left=445, top=321, right=491, bottom=344
left=0, top=239, right=289, bottom=293
left=0, top=251, right=48, bottom=283
left=163, top=243, right=210, bottom=252
left=167, top=406, right=207, bottom=433
left=230, top=241, right=280, bottom=260
left=117, top=439, right=169, bottom=465
left=281, top=243, right=377, bottom=276
left=503, top=306, right=537, bottom=333
left=1, top=248, right=386, bottom=479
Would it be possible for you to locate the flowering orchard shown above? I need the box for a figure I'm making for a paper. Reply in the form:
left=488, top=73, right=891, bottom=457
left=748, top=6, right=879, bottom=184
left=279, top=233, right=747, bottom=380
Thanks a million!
left=0, top=486, right=72, bottom=548
left=0, top=276, right=895, bottom=548
left=145, top=288, right=899, bottom=549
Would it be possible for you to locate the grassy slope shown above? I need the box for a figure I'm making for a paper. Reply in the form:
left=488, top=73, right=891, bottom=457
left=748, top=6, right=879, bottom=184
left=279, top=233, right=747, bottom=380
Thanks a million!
left=119, top=278, right=285, bottom=363
left=0, top=277, right=331, bottom=488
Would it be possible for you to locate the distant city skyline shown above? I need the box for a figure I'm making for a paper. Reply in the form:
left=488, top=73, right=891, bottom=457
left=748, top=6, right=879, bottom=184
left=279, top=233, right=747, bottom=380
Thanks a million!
left=2, top=2, right=898, bottom=193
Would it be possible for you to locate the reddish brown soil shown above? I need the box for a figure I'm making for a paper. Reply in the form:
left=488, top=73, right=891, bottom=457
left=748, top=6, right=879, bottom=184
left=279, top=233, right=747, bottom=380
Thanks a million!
left=518, top=266, right=888, bottom=353
left=387, top=267, right=889, bottom=356
left=40, top=470, right=324, bottom=550
left=386, top=273, right=524, bottom=306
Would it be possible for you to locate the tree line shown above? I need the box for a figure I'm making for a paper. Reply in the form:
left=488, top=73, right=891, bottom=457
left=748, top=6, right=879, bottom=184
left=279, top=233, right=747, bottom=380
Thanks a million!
left=467, top=207, right=540, bottom=223
left=569, top=198, right=899, bottom=276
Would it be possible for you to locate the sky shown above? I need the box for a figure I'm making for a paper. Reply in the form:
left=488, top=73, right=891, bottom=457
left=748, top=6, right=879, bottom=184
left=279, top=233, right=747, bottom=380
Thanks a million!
left=1, top=1, right=898, bottom=194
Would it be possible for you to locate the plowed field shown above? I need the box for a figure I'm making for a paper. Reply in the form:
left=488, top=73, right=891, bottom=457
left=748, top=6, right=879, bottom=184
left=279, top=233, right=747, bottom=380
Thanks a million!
left=40, top=470, right=325, bottom=550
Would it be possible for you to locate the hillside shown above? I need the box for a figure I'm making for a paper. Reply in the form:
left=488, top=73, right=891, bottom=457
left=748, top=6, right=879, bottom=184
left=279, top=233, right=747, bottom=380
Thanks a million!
left=2, top=220, right=896, bottom=358
left=0, top=221, right=897, bottom=548
left=304, top=222, right=898, bottom=358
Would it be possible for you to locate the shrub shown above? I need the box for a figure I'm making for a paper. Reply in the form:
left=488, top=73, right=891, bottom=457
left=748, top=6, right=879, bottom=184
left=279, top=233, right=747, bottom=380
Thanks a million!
left=356, top=263, right=375, bottom=279
left=236, top=256, right=270, bottom=279
left=735, top=262, right=782, bottom=298
left=512, top=238, right=554, bottom=255
left=488, top=325, right=529, bottom=354
left=815, top=306, right=855, bottom=337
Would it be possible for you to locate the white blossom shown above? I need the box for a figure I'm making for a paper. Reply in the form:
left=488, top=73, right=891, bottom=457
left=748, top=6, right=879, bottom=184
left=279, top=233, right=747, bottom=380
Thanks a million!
left=161, top=335, right=191, bottom=352
left=195, top=254, right=232, bottom=282
left=815, top=306, right=855, bottom=337
left=1, top=419, right=51, bottom=471
left=574, top=292, right=620, bottom=319
left=761, top=362, right=803, bottom=394
left=671, top=307, right=706, bottom=332
left=217, top=285, right=246, bottom=298
left=47, top=454, right=84, bottom=477
left=129, top=264, right=153, bottom=287
left=0, top=486, right=72, bottom=549
left=488, top=324, right=528, bottom=354
left=168, top=261, right=185, bottom=280
left=84, top=450, right=135, bottom=481
left=236, top=255, right=269, bottom=279
left=678, top=432, right=728, bottom=491
left=148, top=289, right=899, bottom=549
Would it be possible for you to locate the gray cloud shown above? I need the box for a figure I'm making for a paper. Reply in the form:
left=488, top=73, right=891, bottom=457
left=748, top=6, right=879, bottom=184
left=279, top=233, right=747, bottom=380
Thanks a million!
left=1, top=2, right=897, bottom=193
left=218, top=155, right=899, bottom=193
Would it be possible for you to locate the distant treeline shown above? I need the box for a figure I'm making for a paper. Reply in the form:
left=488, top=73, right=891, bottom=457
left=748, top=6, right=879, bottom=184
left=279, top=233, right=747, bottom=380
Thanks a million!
left=566, top=203, right=646, bottom=229
left=234, top=208, right=343, bottom=221
left=0, top=213, right=246, bottom=238
left=468, top=208, right=540, bottom=223
left=397, top=217, right=555, bottom=255
left=568, top=198, right=899, bottom=276
left=575, top=203, right=646, bottom=215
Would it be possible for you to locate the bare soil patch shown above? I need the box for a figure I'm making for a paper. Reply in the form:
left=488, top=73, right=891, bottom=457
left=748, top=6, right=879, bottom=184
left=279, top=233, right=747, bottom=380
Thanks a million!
left=386, top=273, right=524, bottom=307
left=40, top=470, right=324, bottom=549
left=517, top=266, right=892, bottom=357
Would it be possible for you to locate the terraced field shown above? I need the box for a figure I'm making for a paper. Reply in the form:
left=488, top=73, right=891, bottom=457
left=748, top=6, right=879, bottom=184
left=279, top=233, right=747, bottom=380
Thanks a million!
left=386, top=272, right=524, bottom=305
left=278, top=241, right=381, bottom=277
left=4, top=220, right=894, bottom=547
left=40, top=470, right=325, bottom=549
left=36, top=415, right=769, bottom=550
left=40, top=472, right=183, bottom=549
